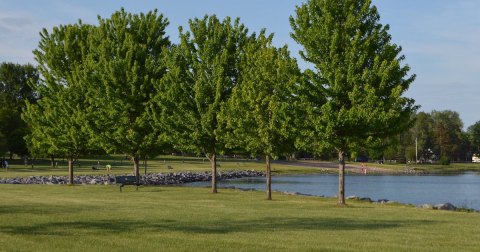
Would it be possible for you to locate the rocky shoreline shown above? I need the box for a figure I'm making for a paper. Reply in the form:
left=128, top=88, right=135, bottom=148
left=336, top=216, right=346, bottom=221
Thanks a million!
left=0, top=170, right=265, bottom=185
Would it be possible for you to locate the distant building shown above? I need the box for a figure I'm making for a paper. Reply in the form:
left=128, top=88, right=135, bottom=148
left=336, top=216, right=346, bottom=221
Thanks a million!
left=472, top=154, right=480, bottom=163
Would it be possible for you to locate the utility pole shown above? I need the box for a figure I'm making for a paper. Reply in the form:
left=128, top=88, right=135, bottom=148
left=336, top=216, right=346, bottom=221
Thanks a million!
left=415, top=137, right=418, bottom=163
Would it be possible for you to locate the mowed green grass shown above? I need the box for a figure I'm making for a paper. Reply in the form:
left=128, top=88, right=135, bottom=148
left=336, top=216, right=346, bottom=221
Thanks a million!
left=0, top=185, right=479, bottom=252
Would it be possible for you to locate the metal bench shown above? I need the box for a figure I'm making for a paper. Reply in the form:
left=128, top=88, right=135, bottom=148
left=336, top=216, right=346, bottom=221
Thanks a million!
left=115, top=175, right=139, bottom=192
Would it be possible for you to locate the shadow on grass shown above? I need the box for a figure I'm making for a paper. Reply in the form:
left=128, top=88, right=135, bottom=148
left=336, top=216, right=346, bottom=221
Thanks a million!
left=0, top=204, right=92, bottom=215
left=0, top=217, right=438, bottom=236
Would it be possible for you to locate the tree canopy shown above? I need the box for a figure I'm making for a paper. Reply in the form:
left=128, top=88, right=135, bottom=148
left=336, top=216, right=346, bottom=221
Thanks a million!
left=24, top=9, right=170, bottom=184
left=468, top=121, right=480, bottom=154
left=218, top=32, right=301, bottom=199
left=290, top=0, right=417, bottom=204
left=150, top=15, right=251, bottom=193
left=23, top=22, right=94, bottom=183
left=84, top=8, right=171, bottom=183
left=0, top=62, right=39, bottom=158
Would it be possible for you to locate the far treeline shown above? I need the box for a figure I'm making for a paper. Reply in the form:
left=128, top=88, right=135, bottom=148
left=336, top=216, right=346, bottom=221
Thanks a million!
left=0, top=0, right=474, bottom=203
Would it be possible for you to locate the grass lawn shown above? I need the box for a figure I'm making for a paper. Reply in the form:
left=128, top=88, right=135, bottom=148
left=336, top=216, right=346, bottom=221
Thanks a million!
left=0, top=184, right=479, bottom=251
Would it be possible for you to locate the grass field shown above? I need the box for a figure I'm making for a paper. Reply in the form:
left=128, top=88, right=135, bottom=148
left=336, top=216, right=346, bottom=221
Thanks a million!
left=0, top=185, right=479, bottom=251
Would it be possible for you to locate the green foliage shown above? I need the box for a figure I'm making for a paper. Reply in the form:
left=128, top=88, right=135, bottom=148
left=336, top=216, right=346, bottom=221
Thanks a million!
left=22, top=21, right=95, bottom=182
left=0, top=62, right=39, bottom=157
left=291, top=0, right=417, bottom=152
left=23, top=22, right=93, bottom=160
left=438, top=156, right=451, bottom=165
left=150, top=15, right=252, bottom=192
left=411, top=112, right=435, bottom=161
left=24, top=8, right=170, bottom=184
left=217, top=31, right=301, bottom=199
left=0, top=62, right=38, bottom=105
left=151, top=15, right=250, bottom=157
left=85, top=9, right=170, bottom=161
left=430, top=110, right=464, bottom=160
left=386, top=110, right=472, bottom=163
left=0, top=131, right=8, bottom=155
left=468, top=121, right=480, bottom=154
left=219, top=32, right=300, bottom=159
left=290, top=0, right=417, bottom=203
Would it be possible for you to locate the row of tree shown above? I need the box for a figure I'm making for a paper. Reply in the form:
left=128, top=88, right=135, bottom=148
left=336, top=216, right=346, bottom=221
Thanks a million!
left=384, top=110, right=480, bottom=164
left=18, top=0, right=416, bottom=205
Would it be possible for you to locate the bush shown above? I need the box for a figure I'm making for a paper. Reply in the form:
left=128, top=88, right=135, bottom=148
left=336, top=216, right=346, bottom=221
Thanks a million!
left=438, top=157, right=450, bottom=165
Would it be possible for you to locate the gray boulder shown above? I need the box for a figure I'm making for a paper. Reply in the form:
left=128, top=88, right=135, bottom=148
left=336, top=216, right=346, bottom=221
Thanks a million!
left=434, top=203, right=456, bottom=211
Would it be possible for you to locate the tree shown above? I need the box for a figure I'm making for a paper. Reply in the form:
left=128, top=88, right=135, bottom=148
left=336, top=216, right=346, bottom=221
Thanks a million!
left=85, top=9, right=170, bottom=184
left=290, top=0, right=417, bottom=205
left=0, top=132, right=8, bottom=156
left=151, top=15, right=250, bottom=193
left=468, top=121, right=480, bottom=154
left=218, top=32, right=301, bottom=200
left=410, top=112, right=434, bottom=162
left=431, top=110, right=463, bottom=161
left=0, top=62, right=39, bottom=159
left=23, top=22, right=93, bottom=184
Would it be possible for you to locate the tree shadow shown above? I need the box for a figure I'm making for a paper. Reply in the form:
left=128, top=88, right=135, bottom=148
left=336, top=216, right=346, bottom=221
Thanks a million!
left=0, top=216, right=438, bottom=236
left=0, top=204, right=90, bottom=215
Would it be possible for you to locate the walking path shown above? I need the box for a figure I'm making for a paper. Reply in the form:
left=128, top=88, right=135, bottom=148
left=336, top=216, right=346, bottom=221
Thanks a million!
left=274, top=160, right=400, bottom=174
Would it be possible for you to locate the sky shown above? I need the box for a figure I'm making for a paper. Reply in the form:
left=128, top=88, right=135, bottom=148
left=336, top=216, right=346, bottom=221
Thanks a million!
left=0, top=0, right=479, bottom=128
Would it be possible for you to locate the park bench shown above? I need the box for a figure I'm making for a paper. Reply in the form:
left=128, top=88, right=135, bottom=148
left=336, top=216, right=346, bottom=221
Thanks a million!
left=115, top=176, right=139, bottom=192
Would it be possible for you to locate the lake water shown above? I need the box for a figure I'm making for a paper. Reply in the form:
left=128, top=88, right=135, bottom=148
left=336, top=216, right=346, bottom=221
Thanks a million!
left=186, top=173, right=480, bottom=210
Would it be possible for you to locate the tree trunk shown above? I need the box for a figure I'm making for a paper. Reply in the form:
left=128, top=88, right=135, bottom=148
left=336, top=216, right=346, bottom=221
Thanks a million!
left=133, top=156, right=140, bottom=185
left=208, top=153, right=218, bottom=193
left=266, top=155, right=272, bottom=200
left=9, top=151, right=13, bottom=160
left=144, top=159, right=147, bottom=175
left=338, top=150, right=346, bottom=205
left=50, top=156, right=55, bottom=168
left=68, top=158, right=74, bottom=185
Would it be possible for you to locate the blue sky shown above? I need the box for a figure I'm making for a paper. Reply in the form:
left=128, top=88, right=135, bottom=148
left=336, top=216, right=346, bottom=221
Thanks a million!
left=1, top=0, right=479, bottom=128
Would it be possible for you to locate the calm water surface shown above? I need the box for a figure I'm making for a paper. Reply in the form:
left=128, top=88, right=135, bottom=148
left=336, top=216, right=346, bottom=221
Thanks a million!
left=186, top=173, right=480, bottom=210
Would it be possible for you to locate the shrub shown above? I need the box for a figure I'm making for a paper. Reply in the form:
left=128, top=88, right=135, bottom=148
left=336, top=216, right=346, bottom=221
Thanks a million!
left=438, top=156, right=450, bottom=165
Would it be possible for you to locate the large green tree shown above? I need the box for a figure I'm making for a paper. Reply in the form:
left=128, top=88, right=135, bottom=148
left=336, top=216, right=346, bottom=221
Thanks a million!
left=410, top=112, right=435, bottom=162
left=0, top=62, right=39, bottom=158
left=291, top=0, right=417, bottom=205
left=151, top=15, right=250, bottom=193
left=23, top=22, right=93, bottom=184
left=85, top=9, right=170, bottom=184
left=430, top=110, right=464, bottom=161
left=218, top=32, right=301, bottom=200
left=468, top=121, right=480, bottom=154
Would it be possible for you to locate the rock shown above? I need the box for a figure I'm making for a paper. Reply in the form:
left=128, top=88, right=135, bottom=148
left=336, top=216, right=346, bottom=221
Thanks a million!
left=434, top=203, right=456, bottom=211
left=418, top=204, right=434, bottom=209
left=295, top=192, right=313, bottom=196
left=0, top=170, right=265, bottom=186
left=378, top=199, right=389, bottom=204
left=359, top=197, right=373, bottom=202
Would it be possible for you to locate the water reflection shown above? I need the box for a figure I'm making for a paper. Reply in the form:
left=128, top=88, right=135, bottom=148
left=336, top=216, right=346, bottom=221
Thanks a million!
left=186, top=173, right=480, bottom=210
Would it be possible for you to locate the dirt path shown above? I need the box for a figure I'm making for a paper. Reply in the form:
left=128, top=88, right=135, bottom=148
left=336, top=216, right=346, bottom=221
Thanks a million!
left=274, top=160, right=400, bottom=174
